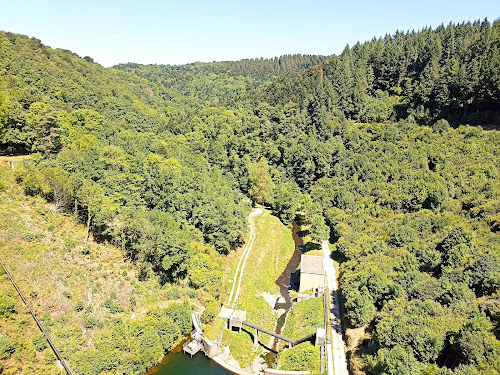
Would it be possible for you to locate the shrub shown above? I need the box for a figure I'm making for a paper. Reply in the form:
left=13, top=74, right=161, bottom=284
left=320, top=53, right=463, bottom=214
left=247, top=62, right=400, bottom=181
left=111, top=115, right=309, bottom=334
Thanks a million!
left=0, top=334, right=16, bottom=359
left=42, top=313, right=54, bottom=326
left=277, top=343, right=321, bottom=374
left=432, top=119, right=450, bottom=134
left=32, top=334, right=47, bottom=351
left=84, top=315, right=96, bottom=328
left=104, top=296, right=124, bottom=314
left=0, top=296, right=15, bottom=318
left=156, top=316, right=181, bottom=352
left=110, top=303, right=124, bottom=314
left=75, top=301, right=84, bottom=312
left=201, top=296, right=217, bottom=324
left=43, top=349, right=56, bottom=364
left=165, top=301, right=192, bottom=334
left=22, top=232, right=35, bottom=242
left=64, top=238, right=76, bottom=251
left=370, top=346, right=424, bottom=375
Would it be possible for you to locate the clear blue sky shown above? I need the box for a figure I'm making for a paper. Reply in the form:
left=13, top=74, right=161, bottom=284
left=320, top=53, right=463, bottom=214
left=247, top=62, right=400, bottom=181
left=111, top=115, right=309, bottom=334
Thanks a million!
left=1, top=0, right=499, bottom=67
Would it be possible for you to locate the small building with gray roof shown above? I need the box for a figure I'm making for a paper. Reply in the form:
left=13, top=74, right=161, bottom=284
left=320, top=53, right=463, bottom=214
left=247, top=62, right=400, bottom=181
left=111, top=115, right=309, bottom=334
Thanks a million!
left=299, top=254, right=324, bottom=293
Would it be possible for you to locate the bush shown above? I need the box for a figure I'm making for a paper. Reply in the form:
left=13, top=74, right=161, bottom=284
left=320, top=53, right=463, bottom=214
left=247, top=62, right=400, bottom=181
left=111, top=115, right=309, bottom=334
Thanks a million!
left=64, top=238, right=76, bottom=251
left=432, top=119, right=450, bottom=134
left=43, top=349, right=56, bottom=364
left=110, top=303, right=124, bottom=314
left=370, top=346, right=424, bottom=375
left=129, top=296, right=136, bottom=309
left=32, top=334, right=47, bottom=351
left=165, top=301, right=192, bottom=335
left=344, top=290, right=376, bottom=327
left=42, top=313, right=54, bottom=326
left=201, top=296, right=217, bottom=324
left=283, top=297, right=323, bottom=340
left=277, top=342, right=321, bottom=374
left=104, top=296, right=124, bottom=314
left=75, top=301, right=84, bottom=312
left=156, top=316, right=181, bottom=352
left=0, top=334, right=16, bottom=359
left=22, top=232, right=35, bottom=242
left=84, top=315, right=96, bottom=328
left=0, top=296, right=15, bottom=318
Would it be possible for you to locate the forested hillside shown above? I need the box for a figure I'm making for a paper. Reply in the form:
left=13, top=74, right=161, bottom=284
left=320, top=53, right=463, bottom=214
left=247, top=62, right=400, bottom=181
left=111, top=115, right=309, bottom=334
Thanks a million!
left=0, top=19, right=499, bottom=375
left=114, top=54, right=329, bottom=102
left=0, top=164, right=215, bottom=374
left=253, top=19, right=500, bottom=125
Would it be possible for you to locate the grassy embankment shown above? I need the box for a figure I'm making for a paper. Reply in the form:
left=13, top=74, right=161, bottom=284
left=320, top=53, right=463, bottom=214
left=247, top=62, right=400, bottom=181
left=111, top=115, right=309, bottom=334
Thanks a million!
left=277, top=295, right=323, bottom=375
left=282, top=297, right=323, bottom=342
left=273, top=224, right=325, bottom=375
left=218, top=209, right=296, bottom=368
left=0, top=164, right=188, bottom=374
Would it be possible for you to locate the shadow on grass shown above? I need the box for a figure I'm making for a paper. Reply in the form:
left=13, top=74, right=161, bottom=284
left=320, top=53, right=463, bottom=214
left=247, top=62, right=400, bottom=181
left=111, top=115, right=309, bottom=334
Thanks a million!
left=239, top=327, right=277, bottom=353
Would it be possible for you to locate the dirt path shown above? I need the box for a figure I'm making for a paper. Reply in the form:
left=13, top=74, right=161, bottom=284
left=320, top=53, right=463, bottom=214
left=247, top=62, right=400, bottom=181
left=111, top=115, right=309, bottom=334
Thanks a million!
left=322, top=240, right=348, bottom=375
left=227, top=207, right=262, bottom=307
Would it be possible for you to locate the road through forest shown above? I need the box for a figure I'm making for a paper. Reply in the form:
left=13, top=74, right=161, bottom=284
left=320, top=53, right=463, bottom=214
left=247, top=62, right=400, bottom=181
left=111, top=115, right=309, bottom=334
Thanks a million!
left=322, top=240, right=348, bottom=375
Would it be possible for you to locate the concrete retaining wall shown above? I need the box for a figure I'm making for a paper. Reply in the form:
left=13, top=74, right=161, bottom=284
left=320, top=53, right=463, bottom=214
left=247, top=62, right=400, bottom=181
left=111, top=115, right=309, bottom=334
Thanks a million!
left=211, top=356, right=254, bottom=375
left=264, top=369, right=310, bottom=375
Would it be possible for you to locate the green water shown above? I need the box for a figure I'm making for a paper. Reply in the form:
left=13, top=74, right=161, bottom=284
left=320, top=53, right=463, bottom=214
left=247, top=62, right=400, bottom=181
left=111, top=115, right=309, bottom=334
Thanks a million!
left=146, top=343, right=234, bottom=375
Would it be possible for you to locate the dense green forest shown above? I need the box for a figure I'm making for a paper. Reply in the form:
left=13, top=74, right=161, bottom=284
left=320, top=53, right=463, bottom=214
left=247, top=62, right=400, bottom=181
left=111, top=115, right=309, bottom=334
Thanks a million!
left=1, top=19, right=499, bottom=375
left=114, top=54, right=329, bottom=102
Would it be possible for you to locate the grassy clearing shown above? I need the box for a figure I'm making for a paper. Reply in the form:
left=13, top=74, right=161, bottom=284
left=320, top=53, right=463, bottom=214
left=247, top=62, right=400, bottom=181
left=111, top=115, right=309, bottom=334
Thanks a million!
left=0, top=165, right=190, bottom=374
left=233, top=210, right=295, bottom=327
left=220, top=209, right=296, bottom=366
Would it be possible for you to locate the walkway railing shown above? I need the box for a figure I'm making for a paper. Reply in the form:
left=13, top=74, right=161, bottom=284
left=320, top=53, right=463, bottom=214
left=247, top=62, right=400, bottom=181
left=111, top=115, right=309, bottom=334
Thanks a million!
left=241, top=321, right=315, bottom=347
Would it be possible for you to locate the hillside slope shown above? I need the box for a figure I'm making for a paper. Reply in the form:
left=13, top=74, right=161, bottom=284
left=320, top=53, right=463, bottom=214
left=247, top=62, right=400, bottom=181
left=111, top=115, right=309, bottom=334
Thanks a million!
left=0, top=163, right=196, bottom=375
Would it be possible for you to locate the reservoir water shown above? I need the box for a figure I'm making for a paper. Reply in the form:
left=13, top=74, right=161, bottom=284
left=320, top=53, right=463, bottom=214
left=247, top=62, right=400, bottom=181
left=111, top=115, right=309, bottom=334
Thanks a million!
left=146, top=342, right=233, bottom=375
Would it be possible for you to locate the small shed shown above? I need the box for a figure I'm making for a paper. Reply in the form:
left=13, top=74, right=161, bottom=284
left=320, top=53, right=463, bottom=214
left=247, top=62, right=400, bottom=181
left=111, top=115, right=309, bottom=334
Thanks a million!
left=299, top=254, right=324, bottom=293
left=218, top=307, right=247, bottom=333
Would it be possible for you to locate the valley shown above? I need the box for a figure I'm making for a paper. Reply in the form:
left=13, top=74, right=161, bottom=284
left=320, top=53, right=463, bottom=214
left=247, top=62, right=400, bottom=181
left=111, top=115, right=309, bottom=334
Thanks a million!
left=0, top=17, right=499, bottom=375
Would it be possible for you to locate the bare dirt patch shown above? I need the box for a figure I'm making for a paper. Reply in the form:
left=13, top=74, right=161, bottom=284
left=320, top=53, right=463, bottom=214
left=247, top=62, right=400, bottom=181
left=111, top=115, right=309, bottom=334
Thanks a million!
left=345, top=323, right=374, bottom=375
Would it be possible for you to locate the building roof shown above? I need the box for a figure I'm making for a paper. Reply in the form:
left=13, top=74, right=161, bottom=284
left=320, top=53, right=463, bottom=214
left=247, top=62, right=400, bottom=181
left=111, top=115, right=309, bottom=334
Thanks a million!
left=218, top=306, right=247, bottom=321
left=301, top=254, right=324, bottom=275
